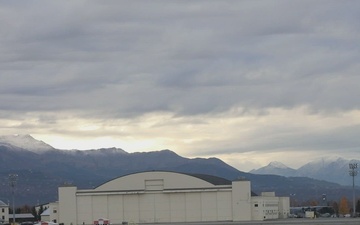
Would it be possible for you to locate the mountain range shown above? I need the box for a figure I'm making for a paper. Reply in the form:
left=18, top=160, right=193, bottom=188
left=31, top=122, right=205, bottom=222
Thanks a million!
left=0, top=134, right=358, bottom=207
left=250, top=158, right=360, bottom=186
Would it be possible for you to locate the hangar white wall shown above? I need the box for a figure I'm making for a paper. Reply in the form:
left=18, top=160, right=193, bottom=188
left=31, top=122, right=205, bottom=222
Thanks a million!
left=75, top=189, right=234, bottom=224
left=59, top=185, right=77, bottom=225
left=57, top=171, right=289, bottom=224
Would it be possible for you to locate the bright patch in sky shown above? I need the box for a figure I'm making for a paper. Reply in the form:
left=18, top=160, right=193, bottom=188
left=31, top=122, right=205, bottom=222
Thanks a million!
left=1, top=1, right=360, bottom=172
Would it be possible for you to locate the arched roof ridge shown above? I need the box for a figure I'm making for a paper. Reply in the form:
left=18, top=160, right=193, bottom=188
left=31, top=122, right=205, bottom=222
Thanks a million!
left=94, top=170, right=231, bottom=189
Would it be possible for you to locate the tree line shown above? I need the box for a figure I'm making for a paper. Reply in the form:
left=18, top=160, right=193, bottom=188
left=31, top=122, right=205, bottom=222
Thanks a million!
left=293, top=196, right=360, bottom=216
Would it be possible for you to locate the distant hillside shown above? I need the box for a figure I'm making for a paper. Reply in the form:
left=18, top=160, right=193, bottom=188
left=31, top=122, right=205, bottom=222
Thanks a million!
left=0, top=135, right=358, bottom=206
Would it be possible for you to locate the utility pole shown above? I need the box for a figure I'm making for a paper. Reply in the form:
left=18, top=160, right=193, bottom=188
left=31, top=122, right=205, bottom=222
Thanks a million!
left=8, top=174, right=18, bottom=225
left=349, top=163, right=358, bottom=217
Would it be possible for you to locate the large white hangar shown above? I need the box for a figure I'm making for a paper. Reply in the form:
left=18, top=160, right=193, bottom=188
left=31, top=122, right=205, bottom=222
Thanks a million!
left=56, top=171, right=289, bottom=224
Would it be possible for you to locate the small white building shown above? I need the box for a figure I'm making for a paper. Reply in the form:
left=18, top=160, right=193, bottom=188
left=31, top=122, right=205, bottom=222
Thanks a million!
left=54, top=171, right=289, bottom=224
left=40, top=202, right=58, bottom=223
left=0, top=200, right=9, bottom=224
left=251, top=192, right=290, bottom=220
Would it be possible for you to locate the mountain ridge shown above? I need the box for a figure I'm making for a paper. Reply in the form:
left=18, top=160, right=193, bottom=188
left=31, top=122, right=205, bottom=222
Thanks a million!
left=0, top=134, right=55, bottom=153
left=0, top=135, right=358, bottom=207
left=249, top=161, right=298, bottom=178
left=251, top=158, right=360, bottom=186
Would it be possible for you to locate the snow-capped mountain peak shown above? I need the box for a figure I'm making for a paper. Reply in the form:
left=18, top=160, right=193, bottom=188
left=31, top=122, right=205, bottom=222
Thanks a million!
left=250, top=161, right=297, bottom=177
left=268, top=161, right=289, bottom=169
left=0, top=134, right=54, bottom=153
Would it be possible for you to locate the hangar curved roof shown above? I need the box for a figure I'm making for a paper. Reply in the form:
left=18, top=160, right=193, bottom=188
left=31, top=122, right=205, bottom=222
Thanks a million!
left=93, top=171, right=232, bottom=192
left=189, top=173, right=231, bottom=185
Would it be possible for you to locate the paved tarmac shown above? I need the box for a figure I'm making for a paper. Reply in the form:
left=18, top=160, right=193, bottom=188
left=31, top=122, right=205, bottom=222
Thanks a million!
left=138, top=218, right=360, bottom=225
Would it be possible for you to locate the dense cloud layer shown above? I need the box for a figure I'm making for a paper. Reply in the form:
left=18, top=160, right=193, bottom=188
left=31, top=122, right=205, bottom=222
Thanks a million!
left=1, top=1, right=359, bottom=171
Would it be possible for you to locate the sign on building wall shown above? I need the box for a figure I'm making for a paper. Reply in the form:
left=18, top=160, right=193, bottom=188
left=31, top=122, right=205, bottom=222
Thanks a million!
left=93, top=218, right=110, bottom=225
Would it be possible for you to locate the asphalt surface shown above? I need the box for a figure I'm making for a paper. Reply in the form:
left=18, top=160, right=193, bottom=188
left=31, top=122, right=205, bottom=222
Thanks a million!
left=135, top=218, right=360, bottom=225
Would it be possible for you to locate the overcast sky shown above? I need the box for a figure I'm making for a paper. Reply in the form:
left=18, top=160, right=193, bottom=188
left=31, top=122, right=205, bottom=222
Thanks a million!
left=1, top=1, right=359, bottom=171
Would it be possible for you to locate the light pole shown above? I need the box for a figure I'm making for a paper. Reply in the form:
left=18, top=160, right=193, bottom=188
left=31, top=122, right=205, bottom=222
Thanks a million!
left=322, top=193, right=327, bottom=206
left=9, top=174, right=18, bottom=225
left=290, top=193, right=296, bottom=207
left=349, top=163, right=358, bottom=217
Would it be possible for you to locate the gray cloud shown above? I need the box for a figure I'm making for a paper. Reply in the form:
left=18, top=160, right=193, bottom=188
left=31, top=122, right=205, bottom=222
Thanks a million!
left=1, top=1, right=360, bottom=170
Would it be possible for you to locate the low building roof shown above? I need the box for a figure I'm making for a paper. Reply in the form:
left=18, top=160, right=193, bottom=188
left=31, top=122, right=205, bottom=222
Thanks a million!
left=14, top=214, right=35, bottom=219
left=41, top=208, right=50, bottom=216
left=0, top=200, right=8, bottom=207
